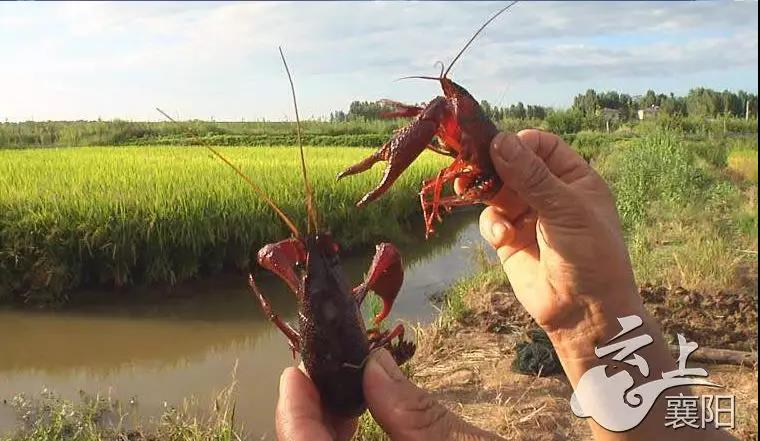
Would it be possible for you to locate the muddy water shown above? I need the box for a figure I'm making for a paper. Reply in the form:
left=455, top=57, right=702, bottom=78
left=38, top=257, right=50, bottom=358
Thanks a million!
left=0, top=214, right=492, bottom=439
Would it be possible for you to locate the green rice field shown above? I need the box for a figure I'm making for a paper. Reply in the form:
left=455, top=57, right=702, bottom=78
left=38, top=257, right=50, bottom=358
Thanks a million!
left=0, top=146, right=449, bottom=304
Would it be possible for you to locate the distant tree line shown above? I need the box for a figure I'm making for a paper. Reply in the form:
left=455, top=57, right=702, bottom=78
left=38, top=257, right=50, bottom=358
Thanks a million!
left=571, top=88, right=758, bottom=120
left=330, top=99, right=548, bottom=121
left=330, top=101, right=425, bottom=122
left=331, top=88, right=758, bottom=122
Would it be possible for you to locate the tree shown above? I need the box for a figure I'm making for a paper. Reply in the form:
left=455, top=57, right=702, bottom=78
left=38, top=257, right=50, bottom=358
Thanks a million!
left=657, top=93, right=685, bottom=116
left=686, top=88, right=720, bottom=118
left=514, top=102, right=526, bottom=119
left=480, top=100, right=494, bottom=120
left=640, top=89, right=658, bottom=109
left=597, top=91, right=619, bottom=109
left=720, top=90, right=743, bottom=117
left=328, top=87, right=756, bottom=123
left=572, top=89, right=600, bottom=116
left=545, top=109, right=584, bottom=134
left=618, top=93, right=635, bottom=120
left=526, top=105, right=547, bottom=119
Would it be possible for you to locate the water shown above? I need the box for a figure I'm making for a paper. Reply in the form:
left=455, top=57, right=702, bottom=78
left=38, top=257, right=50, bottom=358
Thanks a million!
left=0, top=214, right=491, bottom=439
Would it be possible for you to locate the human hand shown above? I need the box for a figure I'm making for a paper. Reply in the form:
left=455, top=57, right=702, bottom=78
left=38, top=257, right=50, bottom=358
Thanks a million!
left=275, top=366, right=357, bottom=441
left=276, top=350, right=505, bottom=441
left=473, top=131, right=741, bottom=441
left=473, top=129, right=642, bottom=347
left=362, top=349, right=504, bottom=441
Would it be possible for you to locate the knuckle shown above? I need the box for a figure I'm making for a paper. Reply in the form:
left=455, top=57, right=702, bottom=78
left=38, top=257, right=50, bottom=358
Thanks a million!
left=521, top=158, right=553, bottom=191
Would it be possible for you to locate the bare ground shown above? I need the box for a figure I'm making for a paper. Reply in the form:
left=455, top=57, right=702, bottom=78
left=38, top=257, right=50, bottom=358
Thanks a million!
left=411, top=289, right=759, bottom=441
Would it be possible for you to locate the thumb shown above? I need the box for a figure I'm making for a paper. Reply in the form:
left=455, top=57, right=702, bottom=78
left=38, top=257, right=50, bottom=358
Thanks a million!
left=363, top=350, right=501, bottom=441
left=489, top=132, right=574, bottom=219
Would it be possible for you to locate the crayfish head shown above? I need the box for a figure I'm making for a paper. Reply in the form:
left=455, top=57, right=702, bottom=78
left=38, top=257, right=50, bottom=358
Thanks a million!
left=440, top=77, right=475, bottom=102
left=311, top=232, right=341, bottom=258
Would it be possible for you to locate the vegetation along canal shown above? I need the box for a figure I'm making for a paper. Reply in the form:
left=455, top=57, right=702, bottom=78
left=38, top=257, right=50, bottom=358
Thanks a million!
left=0, top=211, right=490, bottom=439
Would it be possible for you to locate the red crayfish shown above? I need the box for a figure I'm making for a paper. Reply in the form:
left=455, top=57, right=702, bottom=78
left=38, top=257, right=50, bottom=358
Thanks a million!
left=337, top=2, right=518, bottom=237
left=194, top=49, right=415, bottom=418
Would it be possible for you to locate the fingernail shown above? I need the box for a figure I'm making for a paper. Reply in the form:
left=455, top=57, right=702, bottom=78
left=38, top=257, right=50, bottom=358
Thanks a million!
left=492, top=133, right=521, bottom=162
left=368, top=349, right=405, bottom=382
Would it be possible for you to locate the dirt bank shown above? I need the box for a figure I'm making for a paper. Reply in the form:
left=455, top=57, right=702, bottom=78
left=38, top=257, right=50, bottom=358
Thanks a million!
left=410, top=287, right=758, bottom=441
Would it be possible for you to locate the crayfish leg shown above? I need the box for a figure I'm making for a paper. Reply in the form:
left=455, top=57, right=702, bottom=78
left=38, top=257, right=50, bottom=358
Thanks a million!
left=427, top=138, right=457, bottom=158
left=248, top=274, right=302, bottom=357
left=346, top=324, right=416, bottom=371
left=368, top=323, right=416, bottom=366
left=419, top=158, right=469, bottom=237
left=377, top=99, right=424, bottom=119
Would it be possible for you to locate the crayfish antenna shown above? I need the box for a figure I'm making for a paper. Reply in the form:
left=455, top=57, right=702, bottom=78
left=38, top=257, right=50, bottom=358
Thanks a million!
left=393, top=75, right=442, bottom=83
left=443, top=1, right=519, bottom=78
left=279, top=46, right=320, bottom=235
left=394, top=2, right=518, bottom=84
left=155, top=107, right=301, bottom=238
left=434, top=61, right=445, bottom=78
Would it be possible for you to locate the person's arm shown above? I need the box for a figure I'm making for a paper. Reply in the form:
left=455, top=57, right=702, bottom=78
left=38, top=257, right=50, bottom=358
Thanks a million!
left=274, top=129, right=737, bottom=441
left=478, top=129, right=736, bottom=441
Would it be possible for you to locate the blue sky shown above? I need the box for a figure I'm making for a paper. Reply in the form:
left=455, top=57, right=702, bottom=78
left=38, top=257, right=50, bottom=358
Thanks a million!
left=1, top=1, right=757, bottom=121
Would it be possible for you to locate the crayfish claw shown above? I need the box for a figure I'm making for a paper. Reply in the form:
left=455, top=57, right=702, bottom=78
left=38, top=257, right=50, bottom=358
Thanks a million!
left=355, top=163, right=398, bottom=208
left=336, top=145, right=388, bottom=181
left=354, top=123, right=436, bottom=207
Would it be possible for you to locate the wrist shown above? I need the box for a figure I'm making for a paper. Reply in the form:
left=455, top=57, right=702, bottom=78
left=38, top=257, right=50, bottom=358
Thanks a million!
left=544, top=292, right=647, bottom=362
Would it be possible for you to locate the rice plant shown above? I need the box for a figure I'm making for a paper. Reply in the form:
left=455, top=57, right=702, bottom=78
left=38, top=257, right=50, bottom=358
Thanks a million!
left=0, top=146, right=449, bottom=303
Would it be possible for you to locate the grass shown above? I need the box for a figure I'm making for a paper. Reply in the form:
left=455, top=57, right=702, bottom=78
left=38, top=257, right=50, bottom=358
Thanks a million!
left=354, top=413, right=389, bottom=441
left=2, top=369, right=243, bottom=441
left=437, top=265, right=506, bottom=331
left=728, top=148, right=758, bottom=183
left=592, top=131, right=758, bottom=293
left=0, top=146, right=448, bottom=304
left=2, top=117, right=755, bottom=149
left=0, top=120, right=406, bottom=149
left=602, top=131, right=710, bottom=229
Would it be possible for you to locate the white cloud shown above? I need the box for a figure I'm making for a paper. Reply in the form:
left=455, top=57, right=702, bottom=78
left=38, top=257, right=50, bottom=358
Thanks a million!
left=0, top=1, right=756, bottom=121
left=479, top=29, right=759, bottom=83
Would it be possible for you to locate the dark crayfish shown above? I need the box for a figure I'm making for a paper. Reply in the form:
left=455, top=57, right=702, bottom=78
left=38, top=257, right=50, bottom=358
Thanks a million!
left=337, top=2, right=518, bottom=237
left=179, top=49, right=415, bottom=418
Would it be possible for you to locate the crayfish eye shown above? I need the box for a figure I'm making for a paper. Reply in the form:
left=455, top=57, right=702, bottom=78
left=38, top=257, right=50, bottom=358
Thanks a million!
left=294, top=260, right=305, bottom=271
